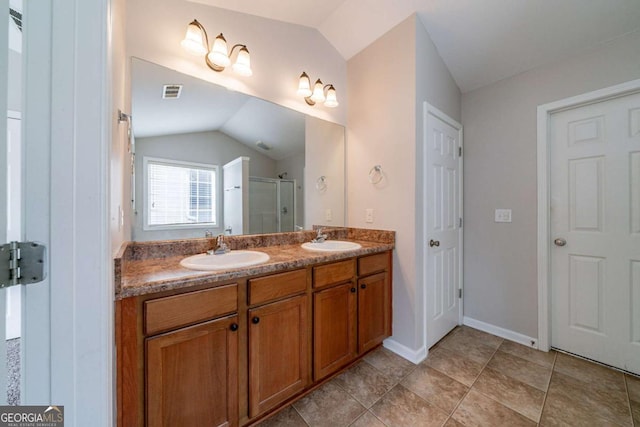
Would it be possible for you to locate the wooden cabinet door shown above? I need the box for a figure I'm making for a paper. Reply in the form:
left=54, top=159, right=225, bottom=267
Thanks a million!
left=358, top=272, right=391, bottom=354
left=313, top=282, right=357, bottom=380
left=146, top=315, right=239, bottom=427
left=248, top=295, right=309, bottom=418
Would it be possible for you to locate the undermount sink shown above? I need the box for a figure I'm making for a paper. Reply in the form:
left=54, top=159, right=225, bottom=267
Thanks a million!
left=180, top=250, right=270, bottom=271
left=301, top=240, right=362, bottom=252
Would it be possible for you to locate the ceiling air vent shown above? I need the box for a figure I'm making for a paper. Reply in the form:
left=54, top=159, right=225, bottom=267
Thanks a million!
left=256, top=140, right=271, bottom=151
left=162, top=84, right=183, bottom=99
left=9, top=9, right=22, bottom=32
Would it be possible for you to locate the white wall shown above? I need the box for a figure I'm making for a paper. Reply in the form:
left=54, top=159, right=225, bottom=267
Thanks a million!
left=462, top=31, right=640, bottom=338
left=305, top=116, right=345, bottom=228
left=126, top=0, right=346, bottom=125
left=347, top=15, right=461, bottom=357
left=276, top=153, right=305, bottom=228
left=133, top=130, right=276, bottom=240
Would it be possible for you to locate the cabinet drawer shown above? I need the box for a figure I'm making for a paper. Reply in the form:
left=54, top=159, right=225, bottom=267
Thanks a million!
left=248, top=269, right=307, bottom=305
left=358, top=252, right=388, bottom=276
left=313, top=260, right=355, bottom=289
left=145, top=284, right=238, bottom=336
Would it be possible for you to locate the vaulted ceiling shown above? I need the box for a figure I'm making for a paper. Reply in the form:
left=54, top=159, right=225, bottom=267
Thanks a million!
left=188, top=0, right=640, bottom=92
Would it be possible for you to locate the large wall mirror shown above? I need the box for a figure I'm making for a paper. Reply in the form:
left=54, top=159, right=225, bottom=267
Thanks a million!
left=130, top=58, right=345, bottom=241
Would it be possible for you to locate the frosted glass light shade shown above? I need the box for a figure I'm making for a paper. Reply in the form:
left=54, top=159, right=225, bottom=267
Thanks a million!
left=324, top=85, right=339, bottom=108
left=232, top=47, right=253, bottom=76
left=297, top=72, right=312, bottom=97
left=310, top=79, right=325, bottom=103
left=208, top=33, right=230, bottom=68
left=181, top=21, right=208, bottom=56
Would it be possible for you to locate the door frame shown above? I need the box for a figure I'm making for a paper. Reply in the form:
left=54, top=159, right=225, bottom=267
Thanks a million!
left=536, top=78, right=640, bottom=351
left=422, top=102, right=464, bottom=350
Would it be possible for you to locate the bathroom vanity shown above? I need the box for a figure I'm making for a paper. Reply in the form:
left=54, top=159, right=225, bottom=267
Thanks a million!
left=115, top=228, right=394, bottom=427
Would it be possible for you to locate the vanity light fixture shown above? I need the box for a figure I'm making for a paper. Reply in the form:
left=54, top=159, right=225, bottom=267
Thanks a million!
left=181, top=19, right=253, bottom=77
left=297, top=72, right=339, bottom=108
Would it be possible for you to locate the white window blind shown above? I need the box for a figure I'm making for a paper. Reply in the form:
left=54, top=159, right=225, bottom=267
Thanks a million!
left=145, top=159, right=217, bottom=228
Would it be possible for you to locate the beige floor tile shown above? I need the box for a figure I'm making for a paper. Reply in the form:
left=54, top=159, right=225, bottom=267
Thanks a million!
left=363, top=347, right=416, bottom=383
left=437, top=331, right=497, bottom=364
left=498, top=340, right=556, bottom=368
left=473, top=367, right=545, bottom=422
left=540, top=371, right=632, bottom=427
left=401, top=364, right=468, bottom=414
left=452, top=326, right=503, bottom=349
left=626, top=375, right=640, bottom=425
left=554, top=353, right=626, bottom=395
left=257, top=405, right=308, bottom=427
left=451, top=389, right=535, bottom=427
left=539, top=398, right=624, bottom=426
left=626, top=374, right=640, bottom=402
left=370, top=385, right=449, bottom=427
left=334, top=361, right=396, bottom=408
left=487, top=350, right=552, bottom=391
left=348, top=411, right=386, bottom=427
left=443, top=418, right=464, bottom=427
left=424, top=346, right=484, bottom=387
left=293, top=380, right=366, bottom=427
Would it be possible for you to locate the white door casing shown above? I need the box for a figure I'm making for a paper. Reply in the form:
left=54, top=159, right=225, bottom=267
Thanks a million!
left=424, top=103, right=464, bottom=349
left=538, top=79, right=640, bottom=375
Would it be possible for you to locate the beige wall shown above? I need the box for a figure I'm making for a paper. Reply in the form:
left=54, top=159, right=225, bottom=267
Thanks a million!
left=462, top=31, right=640, bottom=338
left=305, top=116, right=345, bottom=228
left=347, top=15, right=461, bottom=356
left=110, top=0, right=130, bottom=255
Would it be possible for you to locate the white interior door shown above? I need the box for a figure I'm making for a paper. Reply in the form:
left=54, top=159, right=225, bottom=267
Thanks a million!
left=425, top=104, right=463, bottom=348
left=550, top=91, right=640, bottom=374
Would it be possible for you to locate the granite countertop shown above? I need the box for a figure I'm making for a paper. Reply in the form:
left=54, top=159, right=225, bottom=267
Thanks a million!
left=115, top=228, right=395, bottom=299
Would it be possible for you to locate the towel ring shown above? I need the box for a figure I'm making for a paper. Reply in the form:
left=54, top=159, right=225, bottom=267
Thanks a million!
left=316, top=176, right=327, bottom=192
left=368, top=165, right=383, bottom=184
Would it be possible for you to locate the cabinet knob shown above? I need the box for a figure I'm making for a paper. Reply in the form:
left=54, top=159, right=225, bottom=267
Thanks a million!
left=361, top=284, right=367, bottom=289
left=350, top=287, right=356, bottom=293
left=252, top=316, right=260, bottom=324
left=229, top=323, right=238, bottom=331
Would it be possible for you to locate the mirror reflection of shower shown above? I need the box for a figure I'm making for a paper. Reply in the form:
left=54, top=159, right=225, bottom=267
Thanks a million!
left=249, top=177, right=296, bottom=234
left=223, top=158, right=301, bottom=235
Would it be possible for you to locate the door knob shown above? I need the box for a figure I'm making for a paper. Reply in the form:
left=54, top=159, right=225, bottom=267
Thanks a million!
left=554, top=238, right=567, bottom=247
left=429, top=239, right=440, bottom=247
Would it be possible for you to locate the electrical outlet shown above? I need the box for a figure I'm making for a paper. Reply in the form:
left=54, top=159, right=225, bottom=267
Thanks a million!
left=365, top=208, right=374, bottom=223
left=325, top=209, right=332, bottom=221
left=495, top=208, right=512, bottom=223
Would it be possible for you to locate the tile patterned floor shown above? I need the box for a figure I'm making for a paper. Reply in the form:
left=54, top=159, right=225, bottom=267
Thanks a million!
left=257, top=326, right=640, bottom=426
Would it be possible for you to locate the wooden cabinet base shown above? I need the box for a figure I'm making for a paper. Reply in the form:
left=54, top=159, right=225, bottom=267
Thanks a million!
left=146, top=316, right=239, bottom=427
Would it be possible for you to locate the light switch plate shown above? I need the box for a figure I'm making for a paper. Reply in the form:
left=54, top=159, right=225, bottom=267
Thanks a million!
left=495, top=209, right=512, bottom=223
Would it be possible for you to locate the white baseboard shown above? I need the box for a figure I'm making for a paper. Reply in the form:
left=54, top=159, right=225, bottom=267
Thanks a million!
left=382, top=338, right=427, bottom=364
left=463, top=316, right=538, bottom=349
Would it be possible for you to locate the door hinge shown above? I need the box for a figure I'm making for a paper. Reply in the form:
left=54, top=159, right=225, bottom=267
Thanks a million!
left=458, top=146, right=462, bottom=157
left=0, top=242, right=46, bottom=288
left=459, top=217, right=463, bottom=228
left=458, top=289, right=462, bottom=299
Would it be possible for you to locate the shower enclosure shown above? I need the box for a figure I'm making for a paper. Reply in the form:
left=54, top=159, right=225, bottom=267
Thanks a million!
left=248, top=177, right=296, bottom=234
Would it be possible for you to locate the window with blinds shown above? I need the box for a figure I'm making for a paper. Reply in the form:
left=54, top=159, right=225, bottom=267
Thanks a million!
left=144, top=158, right=218, bottom=228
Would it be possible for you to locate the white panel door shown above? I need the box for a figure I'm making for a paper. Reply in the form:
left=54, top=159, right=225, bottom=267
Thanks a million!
left=550, top=91, right=640, bottom=374
left=425, top=106, right=462, bottom=348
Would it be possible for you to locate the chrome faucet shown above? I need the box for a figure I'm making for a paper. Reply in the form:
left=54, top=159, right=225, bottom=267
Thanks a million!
left=311, top=227, right=327, bottom=243
left=207, top=234, right=229, bottom=255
